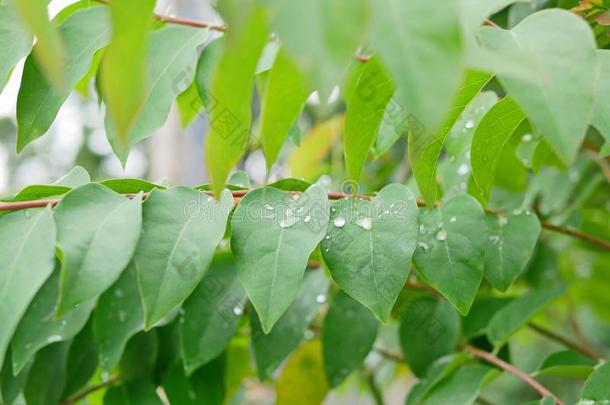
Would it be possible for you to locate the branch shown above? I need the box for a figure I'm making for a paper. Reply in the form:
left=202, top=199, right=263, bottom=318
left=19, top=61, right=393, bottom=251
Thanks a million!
left=2, top=189, right=609, bottom=252
left=58, top=376, right=121, bottom=405
left=463, top=345, right=566, bottom=405
left=527, top=322, right=603, bottom=359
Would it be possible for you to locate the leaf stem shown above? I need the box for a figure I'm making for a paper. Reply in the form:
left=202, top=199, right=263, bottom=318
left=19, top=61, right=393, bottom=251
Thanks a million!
left=527, top=321, right=603, bottom=359
left=58, top=375, right=121, bottom=405
left=462, top=345, right=566, bottom=405
left=2, top=190, right=609, bottom=252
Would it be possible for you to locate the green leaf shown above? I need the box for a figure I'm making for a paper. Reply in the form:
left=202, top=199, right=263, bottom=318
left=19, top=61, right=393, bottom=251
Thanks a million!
left=461, top=296, right=512, bottom=338
left=61, top=320, right=97, bottom=400
left=484, top=211, right=541, bottom=291
left=105, top=26, right=207, bottom=163
left=478, top=10, right=596, bottom=164
left=194, top=37, right=223, bottom=110
left=176, top=78, right=203, bottom=128
left=162, top=360, right=224, bottom=405
left=12, top=0, right=64, bottom=89
left=16, top=6, right=110, bottom=152
left=536, top=350, right=596, bottom=380
left=409, top=70, right=493, bottom=205
left=101, top=0, right=155, bottom=147
left=119, top=331, right=158, bottom=382
left=260, top=48, right=311, bottom=169
left=322, top=291, right=379, bottom=387
left=0, top=6, right=32, bottom=92
left=11, top=269, right=95, bottom=374
left=205, top=1, right=268, bottom=195
left=276, top=340, right=328, bottom=405
left=371, top=0, right=464, bottom=138
left=471, top=96, right=527, bottom=204
left=232, top=185, right=329, bottom=332
left=487, top=285, right=566, bottom=347
left=592, top=50, right=610, bottom=150
left=399, top=295, right=461, bottom=377
left=100, top=178, right=164, bottom=194
left=266, top=0, right=368, bottom=101
left=135, top=187, right=233, bottom=328
left=321, top=183, right=419, bottom=321
left=0, top=207, right=56, bottom=371
left=1, top=348, right=32, bottom=405
left=180, top=253, right=247, bottom=375
left=413, top=194, right=487, bottom=315
left=423, top=365, right=495, bottom=405
left=580, top=361, right=610, bottom=402
left=343, top=55, right=394, bottom=180
left=93, top=263, right=144, bottom=371
left=55, top=184, right=142, bottom=314
left=268, top=178, right=311, bottom=192
left=0, top=185, right=71, bottom=203
left=251, top=269, right=328, bottom=380
left=104, top=381, right=163, bottom=405
left=54, top=165, right=90, bottom=187
left=23, top=341, right=71, bottom=405
left=405, top=353, right=470, bottom=405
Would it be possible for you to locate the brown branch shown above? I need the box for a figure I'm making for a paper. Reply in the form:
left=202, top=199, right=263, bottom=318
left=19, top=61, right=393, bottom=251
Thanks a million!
left=373, top=347, right=404, bottom=363
left=58, top=376, right=121, bottom=405
left=463, top=345, right=566, bottom=405
left=527, top=322, right=602, bottom=359
left=2, top=189, right=609, bottom=252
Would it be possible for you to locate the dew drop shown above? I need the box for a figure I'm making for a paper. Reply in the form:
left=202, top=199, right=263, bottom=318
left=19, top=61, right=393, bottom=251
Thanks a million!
left=114, top=288, right=124, bottom=298
left=418, top=241, right=430, bottom=253
left=464, top=119, right=475, bottom=129
left=521, top=133, right=533, bottom=142
left=279, top=216, right=299, bottom=228
left=498, top=216, right=508, bottom=226
left=355, top=217, right=372, bottom=231
left=303, top=215, right=311, bottom=223
left=325, top=235, right=330, bottom=240
left=233, top=306, right=243, bottom=316
left=315, top=294, right=327, bottom=304
left=264, top=204, right=273, bottom=210
left=449, top=216, right=457, bottom=223
left=435, top=229, right=447, bottom=241
left=457, top=163, right=469, bottom=176
left=47, top=335, right=62, bottom=343
left=24, top=210, right=31, bottom=219
left=489, top=235, right=500, bottom=244
left=333, top=216, right=346, bottom=228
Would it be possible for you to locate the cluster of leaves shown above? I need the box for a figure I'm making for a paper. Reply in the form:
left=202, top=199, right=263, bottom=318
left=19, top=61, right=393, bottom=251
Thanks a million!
left=0, top=166, right=607, bottom=405
left=1, top=0, right=610, bottom=404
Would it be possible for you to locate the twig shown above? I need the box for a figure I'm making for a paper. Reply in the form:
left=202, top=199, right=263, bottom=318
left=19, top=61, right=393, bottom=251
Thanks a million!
left=463, top=345, right=566, bottom=405
left=2, top=189, right=609, bottom=253
left=58, top=376, right=121, bottom=405
left=373, top=347, right=404, bottom=363
left=527, top=322, right=602, bottom=359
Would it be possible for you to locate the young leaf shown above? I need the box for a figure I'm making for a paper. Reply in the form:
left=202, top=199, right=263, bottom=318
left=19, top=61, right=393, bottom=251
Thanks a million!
left=484, top=211, right=541, bottom=291
left=322, top=291, right=379, bottom=387
left=101, top=0, right=155, bottom=147
left=99, top=178, right=164, bottom=194
left=470, top=96, right=527, bottom=204
left=55, top=184, right=142, bottom=314
left=535, top=350, right=596, bottom=380
left=194, top=37, right=223, bottom=110
left=371, top=0, right=464, bottom=139
left=93, top=264, right=144, bottom=371
left=180, top=253, right=247, bottom=375
left=343, top=55, right=394, bottom=181
left=232, top=185, right=329, bottom=332
left=409, top=70, right=493, bottom=205
left=23, top=341, right=71, bottom=405
left=413, top=194, right=487, bottom=315
left=105, top=26, right=207, bottom=163
left=12, top=0, right=64, bottom=88
left=478, top=10, right=596, bottom=164
left=266, top=0, right=368, bottom=101
left=0, top=6, right=32, bottom=92
left=580, top=361, right=610, bottom=402
left=399, top=295, right=461, bottom=377
left=251, top=270, right=329, bottom=380
left=276, top=340, right=328, bottom=405
left=176, top=78, right=203, bottom=128
left=260, top=48, right=311, bottom=169
left=54, top=166, right=91, bottom=187
left=321, top=183, right=419, bottom=321
left=0, top=207, right=56, bottom=371
left=487, top=285, right=566, bottom=347
left=423, top=365, right=495, bottom=405
left=16, top=6, right=110, bottom=152
left=104, top=381, right=163, bottom=405
left=10, top=269, right=95, bottom=375
left=135, top=187, right=233, bottom=329
left=205, top=1, right=268, bottom=196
